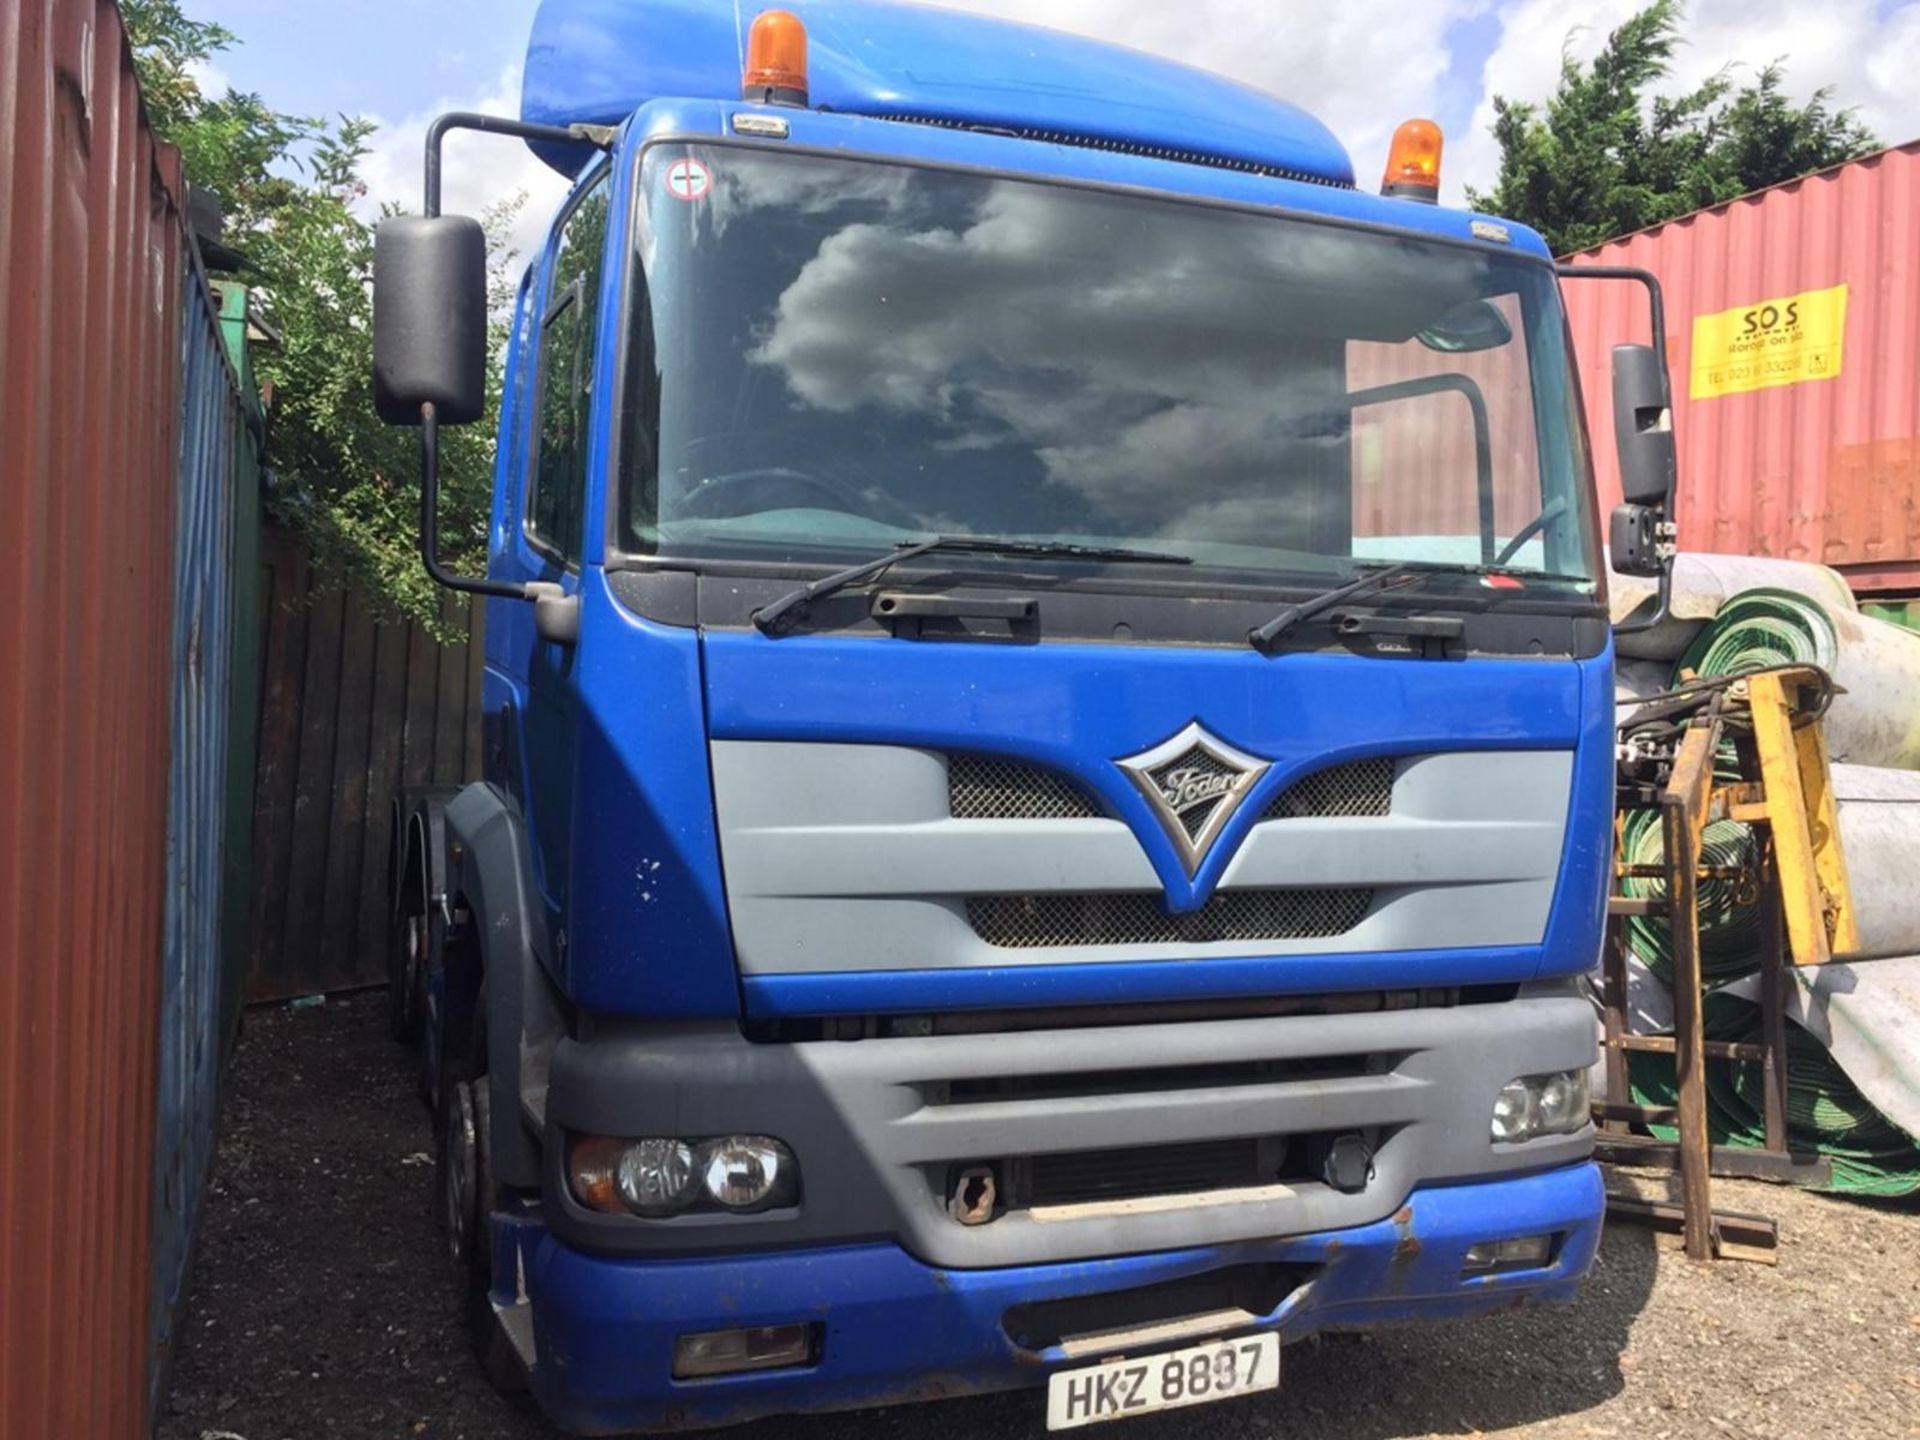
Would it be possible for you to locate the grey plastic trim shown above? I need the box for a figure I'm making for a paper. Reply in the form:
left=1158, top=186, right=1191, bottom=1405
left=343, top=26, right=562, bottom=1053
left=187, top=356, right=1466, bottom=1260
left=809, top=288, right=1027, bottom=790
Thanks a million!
left=543, top=984, right=1597, bottom=1267
left=709, top=743, right=1573, bottom=973
left=444, top=783, right=563, bottom=1191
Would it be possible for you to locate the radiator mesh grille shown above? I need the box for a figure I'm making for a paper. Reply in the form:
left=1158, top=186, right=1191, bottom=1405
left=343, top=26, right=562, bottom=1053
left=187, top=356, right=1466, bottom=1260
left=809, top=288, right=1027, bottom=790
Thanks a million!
left=1029, top=1139, right=1262, bottom=1207
left=1264, top=758, right=1395, bottom=820
left=871, top=112, right=1356, bottom=189
left=967, top=889, right=1372, bottom=948
left=949, top=755, right=1102, bottom=821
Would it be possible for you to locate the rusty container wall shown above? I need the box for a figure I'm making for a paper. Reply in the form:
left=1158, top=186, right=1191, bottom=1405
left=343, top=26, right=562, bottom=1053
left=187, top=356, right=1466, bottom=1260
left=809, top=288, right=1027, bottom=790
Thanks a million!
left=1563, top=142, right=1920, bottom=593
left=151, top=253, right=260, bottom=1405
left=0, top=0, right=186, bottom=1435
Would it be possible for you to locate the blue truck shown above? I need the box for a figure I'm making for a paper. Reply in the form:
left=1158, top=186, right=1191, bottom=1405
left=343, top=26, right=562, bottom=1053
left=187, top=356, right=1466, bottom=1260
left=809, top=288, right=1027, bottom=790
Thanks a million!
left=371, top=1, right=1678, bottom=1431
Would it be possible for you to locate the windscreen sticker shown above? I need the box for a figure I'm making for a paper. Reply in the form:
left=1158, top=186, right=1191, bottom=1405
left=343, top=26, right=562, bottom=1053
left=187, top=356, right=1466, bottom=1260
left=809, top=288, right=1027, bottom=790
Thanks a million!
left=1690, top=283, right=1848, bottom=400
left=665, top=158, right=713, bottom=202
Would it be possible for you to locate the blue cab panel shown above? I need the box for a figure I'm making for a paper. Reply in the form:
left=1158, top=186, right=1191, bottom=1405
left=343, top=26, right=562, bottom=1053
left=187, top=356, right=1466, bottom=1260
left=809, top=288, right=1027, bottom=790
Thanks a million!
left=510, top=1164, right=1605, bottom=1433
left=523, top=0, right=1355, bottom=186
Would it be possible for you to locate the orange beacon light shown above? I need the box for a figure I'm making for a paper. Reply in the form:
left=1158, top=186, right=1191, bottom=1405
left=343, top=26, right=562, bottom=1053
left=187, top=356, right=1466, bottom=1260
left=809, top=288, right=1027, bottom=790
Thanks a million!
left=1381, top=118, right=1443, bottom=202
left=743, top=9, right=810, bottom=106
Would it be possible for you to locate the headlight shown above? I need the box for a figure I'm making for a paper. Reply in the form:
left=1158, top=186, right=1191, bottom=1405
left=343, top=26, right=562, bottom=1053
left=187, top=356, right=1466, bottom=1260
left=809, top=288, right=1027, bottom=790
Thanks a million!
left=1490, top=1068, right=1591, bottom=1143
left=699, top=1136, right=799, bottom=1212
left=617, top=1138, right=698, bottom=1217
left=567, top=1134, right=799, bottom=1217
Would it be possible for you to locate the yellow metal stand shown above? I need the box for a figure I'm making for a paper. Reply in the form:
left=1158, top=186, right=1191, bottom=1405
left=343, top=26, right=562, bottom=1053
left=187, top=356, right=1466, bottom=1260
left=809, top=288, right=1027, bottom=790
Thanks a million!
left=1599, top=665, right=1856, bottom=1263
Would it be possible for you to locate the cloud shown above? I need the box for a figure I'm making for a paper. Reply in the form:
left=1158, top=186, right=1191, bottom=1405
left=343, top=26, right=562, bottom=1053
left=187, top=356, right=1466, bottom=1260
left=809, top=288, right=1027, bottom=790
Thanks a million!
left=358, top=63, right=572, bottom=277
left=737, top=158, right=1528, bottom=540
left=1455, top=0, right=1920, bottom=199
left=186, top=56, right=232, bottom=99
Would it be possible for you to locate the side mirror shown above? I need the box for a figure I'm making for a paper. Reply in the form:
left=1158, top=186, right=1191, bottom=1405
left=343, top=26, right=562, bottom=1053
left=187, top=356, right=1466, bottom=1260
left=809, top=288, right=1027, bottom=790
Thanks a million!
left=1611, top=343, right=1674, bottom=507
left=1609, top=504, right=1664, bottom=577
left=373, top=215, right=487, bottom=426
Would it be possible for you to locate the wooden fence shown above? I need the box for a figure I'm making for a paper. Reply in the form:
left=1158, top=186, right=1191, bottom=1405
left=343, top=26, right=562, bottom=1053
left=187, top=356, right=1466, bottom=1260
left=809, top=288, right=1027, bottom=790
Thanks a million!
left=245, top=525, right=483, bottom=1002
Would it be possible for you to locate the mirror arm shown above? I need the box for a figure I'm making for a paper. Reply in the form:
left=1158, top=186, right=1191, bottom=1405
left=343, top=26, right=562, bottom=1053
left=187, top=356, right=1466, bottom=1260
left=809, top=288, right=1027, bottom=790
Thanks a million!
left=1611, top=538, right=1676, bottom=637
left=423, top=112, right=603, bottom=217
left=418, top=404, right=536, bottom=601
left=1555, top=263, right=1669, bottom=392
left=1559, top=262, right=1680, bottom=632
left=410, top=114, right=611, bottom=603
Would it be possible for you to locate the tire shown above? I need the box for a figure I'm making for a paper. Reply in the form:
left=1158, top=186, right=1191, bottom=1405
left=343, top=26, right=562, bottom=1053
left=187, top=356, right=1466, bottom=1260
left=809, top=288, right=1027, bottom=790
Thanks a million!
left=433, top=1004, right=527, bottom=1394
left=419, top=909, right=449, bottom=1113
left=387, top=905, right=424, bottom=1043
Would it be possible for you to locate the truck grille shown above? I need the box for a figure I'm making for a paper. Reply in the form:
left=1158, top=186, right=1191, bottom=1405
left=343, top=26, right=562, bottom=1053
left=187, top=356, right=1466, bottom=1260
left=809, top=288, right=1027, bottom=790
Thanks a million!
left=966, top=889, right=1372, bottom=948
left=948, top=755, right=1102, bottom=820
left=947, top=754, right=1395, bottom=823
left=1029, top=1138, right=1271, bottom=1207
left=872, top=112, right=1356, bottom=190
left=1264, top=757, right=1395, bottom=819
left=946, top=1126, right=1388, bottom=1216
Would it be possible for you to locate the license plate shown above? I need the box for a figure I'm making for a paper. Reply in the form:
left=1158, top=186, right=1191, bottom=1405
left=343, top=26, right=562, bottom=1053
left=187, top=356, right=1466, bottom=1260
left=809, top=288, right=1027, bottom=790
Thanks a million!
left=1045, top=1332, right=1279, bottom=1431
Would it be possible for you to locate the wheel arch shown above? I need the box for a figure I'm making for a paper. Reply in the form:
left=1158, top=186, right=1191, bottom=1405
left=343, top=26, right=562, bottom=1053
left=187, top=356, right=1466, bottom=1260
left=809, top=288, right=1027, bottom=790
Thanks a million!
left=442, top=783, right=563, bottom=1192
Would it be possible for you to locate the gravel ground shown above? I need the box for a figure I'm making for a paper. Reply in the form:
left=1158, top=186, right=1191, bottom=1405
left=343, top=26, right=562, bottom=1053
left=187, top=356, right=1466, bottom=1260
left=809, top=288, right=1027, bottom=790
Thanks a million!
left=161, top=992, right=1920, bottom=1440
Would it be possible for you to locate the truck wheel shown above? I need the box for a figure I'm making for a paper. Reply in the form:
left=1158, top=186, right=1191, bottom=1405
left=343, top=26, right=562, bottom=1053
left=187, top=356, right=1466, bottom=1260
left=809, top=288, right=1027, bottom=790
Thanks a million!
left=387, top=906, right=425, bottom=1043
left=434, top=1011, right=527, bottom=1394
left=418, top=909, right=449, bottom=1113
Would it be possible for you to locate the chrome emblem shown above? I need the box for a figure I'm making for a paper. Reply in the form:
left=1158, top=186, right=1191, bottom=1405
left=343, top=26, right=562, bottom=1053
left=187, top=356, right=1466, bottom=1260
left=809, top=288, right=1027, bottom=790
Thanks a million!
left=1117, top=723, right=1271, bottom=875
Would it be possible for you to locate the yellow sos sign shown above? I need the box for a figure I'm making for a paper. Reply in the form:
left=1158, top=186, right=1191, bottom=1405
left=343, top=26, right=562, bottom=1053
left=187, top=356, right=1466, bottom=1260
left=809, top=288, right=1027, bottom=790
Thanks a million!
left=1689, top=284, right=1849, bottom=400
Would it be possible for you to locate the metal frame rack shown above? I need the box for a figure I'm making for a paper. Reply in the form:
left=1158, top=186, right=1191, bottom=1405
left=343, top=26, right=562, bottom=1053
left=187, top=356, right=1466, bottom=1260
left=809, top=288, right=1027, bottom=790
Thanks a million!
left=1598, top=665, right=1859, bottom=1262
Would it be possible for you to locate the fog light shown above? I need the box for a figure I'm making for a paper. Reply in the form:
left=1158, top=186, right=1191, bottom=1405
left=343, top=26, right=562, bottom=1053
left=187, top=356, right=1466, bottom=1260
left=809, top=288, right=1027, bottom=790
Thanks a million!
left=1463, top=1234, right=1555, bottom=1275
left=1491, top=1068, right=1591, bottom=1143
left=617, top=1139, right=697, bottom=1218
left=673, top=1323, right=819, bottom=1379
left=698, top=1136, right=798, bottom=1212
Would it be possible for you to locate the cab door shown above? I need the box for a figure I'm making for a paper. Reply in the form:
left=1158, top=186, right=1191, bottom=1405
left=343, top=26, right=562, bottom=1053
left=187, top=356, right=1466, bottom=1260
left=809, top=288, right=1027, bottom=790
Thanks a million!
left=513, top=165, right=613, bottom=946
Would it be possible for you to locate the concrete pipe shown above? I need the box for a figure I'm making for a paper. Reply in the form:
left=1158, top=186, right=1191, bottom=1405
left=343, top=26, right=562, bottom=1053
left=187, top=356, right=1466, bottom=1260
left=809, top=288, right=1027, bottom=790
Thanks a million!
left=1610, top=552, right=1858, bottom=662
left=1614, top=658, right=1673, bottom=708
left=1679, top=590, right=1920, bottom=769
left=1619, top=763, right=1920, bottom=980
left=1832, top=764, right=1920, bottom=962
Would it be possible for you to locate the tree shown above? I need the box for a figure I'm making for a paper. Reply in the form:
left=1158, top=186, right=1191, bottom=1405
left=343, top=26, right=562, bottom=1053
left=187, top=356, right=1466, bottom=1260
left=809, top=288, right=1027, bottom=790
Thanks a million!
left=1466, top=0, right=1877, bottom=256
left=121, top=0, right=524, bottom=630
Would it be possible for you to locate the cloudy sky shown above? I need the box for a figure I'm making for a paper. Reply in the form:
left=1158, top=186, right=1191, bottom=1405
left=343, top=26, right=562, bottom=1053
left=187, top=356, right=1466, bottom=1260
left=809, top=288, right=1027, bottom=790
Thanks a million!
left=188, top=0, right=1920, bottom=260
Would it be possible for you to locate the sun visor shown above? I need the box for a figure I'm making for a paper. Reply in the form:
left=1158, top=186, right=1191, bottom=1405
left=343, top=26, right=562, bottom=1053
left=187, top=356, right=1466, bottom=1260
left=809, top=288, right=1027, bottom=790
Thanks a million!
left=521, top=0, right=1354, bottom=187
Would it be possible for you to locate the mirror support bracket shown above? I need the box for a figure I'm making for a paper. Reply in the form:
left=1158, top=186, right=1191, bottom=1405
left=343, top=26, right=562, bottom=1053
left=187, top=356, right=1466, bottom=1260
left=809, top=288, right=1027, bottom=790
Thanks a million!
left=409, top=114, right=612, bottom=603
left=1557, top=262, right=1678, bottom=638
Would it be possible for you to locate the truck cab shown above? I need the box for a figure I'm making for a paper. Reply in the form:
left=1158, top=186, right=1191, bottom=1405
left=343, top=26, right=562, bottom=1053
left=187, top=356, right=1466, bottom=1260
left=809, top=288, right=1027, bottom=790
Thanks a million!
left=373, top=1, right=1676, bottom=1432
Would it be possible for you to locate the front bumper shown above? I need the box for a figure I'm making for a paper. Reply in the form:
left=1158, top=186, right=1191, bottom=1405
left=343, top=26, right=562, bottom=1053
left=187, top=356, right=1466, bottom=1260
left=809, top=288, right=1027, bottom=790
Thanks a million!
left=513, top=1162, right=1605, bottom=1435
left=544, top=988, right=1599, bottom=1268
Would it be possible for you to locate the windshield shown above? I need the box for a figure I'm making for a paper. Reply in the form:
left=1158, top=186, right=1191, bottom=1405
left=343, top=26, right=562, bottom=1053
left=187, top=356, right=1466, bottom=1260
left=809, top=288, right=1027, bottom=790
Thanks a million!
left=620, top=145, right=1598, bottom=592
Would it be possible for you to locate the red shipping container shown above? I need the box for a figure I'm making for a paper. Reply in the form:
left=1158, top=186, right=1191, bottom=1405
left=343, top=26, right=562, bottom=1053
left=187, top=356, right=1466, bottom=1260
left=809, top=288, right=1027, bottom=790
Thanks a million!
left=1563, top=141, right=1920, bottom=595
left=1, top=0, right=186, bottom=1434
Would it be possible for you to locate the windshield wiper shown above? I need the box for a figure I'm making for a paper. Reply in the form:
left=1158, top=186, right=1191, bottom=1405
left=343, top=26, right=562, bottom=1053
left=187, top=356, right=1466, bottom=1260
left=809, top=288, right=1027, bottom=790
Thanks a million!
left=1248, top=556, right=1580, bottom=653
left=1247, top=562, right=1427, bottom=652
left=752, top=535, right=1193, bottom=637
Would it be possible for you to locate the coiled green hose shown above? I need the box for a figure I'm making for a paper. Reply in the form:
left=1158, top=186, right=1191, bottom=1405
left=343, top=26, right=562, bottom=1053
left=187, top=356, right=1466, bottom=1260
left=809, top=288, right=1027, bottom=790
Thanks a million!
left=1617, top=808, right=1766, bottom=982
left=1629, top=994, right=1920, bottom=1197
left=1677, top=587, right=1839, bottom=678
left=1624, top=589, right=1920, bottom=1194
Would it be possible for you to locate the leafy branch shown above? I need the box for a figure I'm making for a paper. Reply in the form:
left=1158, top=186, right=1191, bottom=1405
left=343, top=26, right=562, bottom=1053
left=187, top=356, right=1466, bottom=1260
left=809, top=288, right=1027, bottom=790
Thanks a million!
left=123, top=0, right=527, bottom=632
